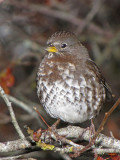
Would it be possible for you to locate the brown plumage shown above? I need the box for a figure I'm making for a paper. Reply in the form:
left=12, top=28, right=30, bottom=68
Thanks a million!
left=37, top=31, right=112, bottom=123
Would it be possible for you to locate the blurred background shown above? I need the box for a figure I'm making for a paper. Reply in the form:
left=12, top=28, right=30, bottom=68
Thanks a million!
left=0, top=0, right=120, bottom=159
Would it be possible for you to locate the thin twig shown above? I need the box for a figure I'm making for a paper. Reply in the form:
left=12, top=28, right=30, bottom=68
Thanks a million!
left=7, top=94, right=41, bottom=124
left=34, top=107, right=50, bottom=128
left=0, top=86, right=25, bottom=139
left=51, top=132, right=81, bottom=148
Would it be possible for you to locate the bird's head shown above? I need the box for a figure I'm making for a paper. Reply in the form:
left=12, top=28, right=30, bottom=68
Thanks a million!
left=45, top=31, right=89, bottom=59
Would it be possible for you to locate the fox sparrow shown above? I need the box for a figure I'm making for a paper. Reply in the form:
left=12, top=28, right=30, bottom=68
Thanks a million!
left=37, top=31, right=111, bottom=124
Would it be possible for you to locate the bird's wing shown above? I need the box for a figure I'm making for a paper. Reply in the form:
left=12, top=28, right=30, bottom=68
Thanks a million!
left=85, top=59, right=112, bottom=101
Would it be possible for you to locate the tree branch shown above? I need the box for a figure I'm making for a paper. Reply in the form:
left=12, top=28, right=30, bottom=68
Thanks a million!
left=6, top=94, right=42, bottom=124
left=0, top=125, right=120, bottom=156
left=0, top=86, right=25, bottom=139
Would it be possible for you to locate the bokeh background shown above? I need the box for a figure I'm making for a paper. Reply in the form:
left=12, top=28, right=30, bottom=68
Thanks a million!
left=0, top=0, right=120, bottom=159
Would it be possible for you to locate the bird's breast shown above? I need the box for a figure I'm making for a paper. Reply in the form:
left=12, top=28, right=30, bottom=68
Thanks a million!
left=37, top=58, right=106, bottom=123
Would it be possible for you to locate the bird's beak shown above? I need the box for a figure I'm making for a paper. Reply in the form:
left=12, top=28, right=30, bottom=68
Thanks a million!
left=45, top=46, right=58, bottom=53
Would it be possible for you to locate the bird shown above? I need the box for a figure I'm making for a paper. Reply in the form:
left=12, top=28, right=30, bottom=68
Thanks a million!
left=36, top=31, right=112, bottom=124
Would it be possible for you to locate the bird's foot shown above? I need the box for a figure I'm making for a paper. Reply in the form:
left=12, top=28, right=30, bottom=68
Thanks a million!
left=47, top=119, right=64, bottom=142
left=44, top=119, right=69, bottom=145
left=32, top=119, right=63, bottom=144
left=70, top=119, right=96, bottom=157
left=49, top=119, right=61, bottom=132
left=89, top=119, right=96, bottom=141
left=79, top=119, right=95, bottom=142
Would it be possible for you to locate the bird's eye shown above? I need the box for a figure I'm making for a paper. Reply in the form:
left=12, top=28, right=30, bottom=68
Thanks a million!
left=61, top=43, right=67, bottom=48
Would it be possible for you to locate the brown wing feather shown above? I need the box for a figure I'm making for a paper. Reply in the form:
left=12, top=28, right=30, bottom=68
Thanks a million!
left=86, top=59, right=112, bottom=101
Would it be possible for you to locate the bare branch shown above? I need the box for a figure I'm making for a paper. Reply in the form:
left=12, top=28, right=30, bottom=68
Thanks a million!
left=1, top=125, right=120, bottom=156
left=57, top=126, right=120, bottom=150
left=94, top=148, right=120, bottom=155
left=0, top=138, right=31, bottom=153
left=0, top=86, right=25, bottom=139
left=7, top=94, right=41, bottom=124
left=0, top=155, right=22, bottom=160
